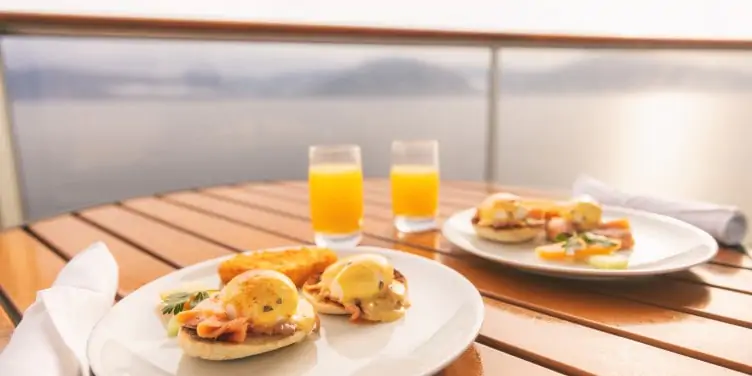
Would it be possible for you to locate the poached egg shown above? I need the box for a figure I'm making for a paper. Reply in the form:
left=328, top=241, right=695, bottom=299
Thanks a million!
left=220, top=269, right=300, bottom=325
left=304, top=253, right=410, bottom=322
left=176, top=270, right=315, bottom=342
left=475, top=193, right=526, bottom=226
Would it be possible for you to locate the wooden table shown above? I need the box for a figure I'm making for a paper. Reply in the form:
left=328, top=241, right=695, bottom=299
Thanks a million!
left=1, top=180, right=751, bottom=375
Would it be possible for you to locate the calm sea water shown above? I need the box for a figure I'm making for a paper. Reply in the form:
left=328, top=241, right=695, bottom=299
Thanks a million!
left=11, top=93, right=752, bottom=243
left=12, top=97, right=488, bottom=220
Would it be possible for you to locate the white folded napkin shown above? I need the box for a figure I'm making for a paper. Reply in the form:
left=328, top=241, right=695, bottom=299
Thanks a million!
left=572, top=175, right=748, bottom=245
left=0, top=242, right=118, bottom=376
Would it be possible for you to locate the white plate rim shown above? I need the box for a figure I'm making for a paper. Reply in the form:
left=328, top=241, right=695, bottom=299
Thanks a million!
left=442, top=205, right=719, bottom=278
left=87, top=245, right=485, bottom=376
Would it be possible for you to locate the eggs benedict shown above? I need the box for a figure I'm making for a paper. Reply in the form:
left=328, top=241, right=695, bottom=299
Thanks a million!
left=174, top=270, right=319, bottom=360
left=543, top=199, right=634, bottom=250
left=301, top=254, right=410, bottom=323
left=471, top=192, right=546, bottom=243
left=561, top=195, right=603, bottom=231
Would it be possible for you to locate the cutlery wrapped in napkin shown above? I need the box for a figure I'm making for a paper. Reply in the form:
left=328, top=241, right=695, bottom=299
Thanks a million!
left=572, top=175, right=748, bottom=245
left=0, top=242, right=118, bottom=376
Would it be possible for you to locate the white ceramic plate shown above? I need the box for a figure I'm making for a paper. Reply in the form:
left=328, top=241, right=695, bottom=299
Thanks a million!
left=442, top=206, right=718, bottom=280
left=87, top=246, right=484, bottom=376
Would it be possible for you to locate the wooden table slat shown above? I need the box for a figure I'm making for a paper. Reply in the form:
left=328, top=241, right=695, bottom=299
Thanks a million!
left=440, top=343, right=562, bottom=376
left=461, top=343, right=561, bottom=376
left=0, top=229, right=65, bottom=312
left=236, top=185, right=395, bottom=222
left=0, top=307, right=13, bottom=352
left=122, top=197, right=294, bottom=251
left=476, top=297, right=744, bottom=376
left=28, top=215, right=175, bottom=296
left=669, top=264, right=752, bottom=295
left=82, top=201, right=743, bottom=375
left=189, top=186, right=752, bottom=372
left=168, top=192, right=315, bottom=240
left=79, top=206, right=234, bottom=267
left=711, top=250, right=752, bottom=270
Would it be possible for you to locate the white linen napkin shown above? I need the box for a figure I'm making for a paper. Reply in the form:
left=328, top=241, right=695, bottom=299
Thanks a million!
left=0, top=241, right=118, bottom=376
left=572, top=175, right=748, bottom=245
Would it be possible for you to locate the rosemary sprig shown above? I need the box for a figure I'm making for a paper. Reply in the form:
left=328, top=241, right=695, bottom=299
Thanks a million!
left=161, top=291, right=210, bottom=315
left=563, top=236, right=583, bottom=256
left=553, top=232, right=574, bottom=243
left=581, top=232, right=617, bottom=247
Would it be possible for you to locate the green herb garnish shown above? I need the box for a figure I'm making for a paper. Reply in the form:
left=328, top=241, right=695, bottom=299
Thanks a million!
left=161, top=291, right=210, bottom=315
left=191, top=291, right=209, bottom=308
left=564, top=236, right=583, bottom=256
left=553, top=232, right=574, bottom=243
left=581, top=232, right=617, bottom=247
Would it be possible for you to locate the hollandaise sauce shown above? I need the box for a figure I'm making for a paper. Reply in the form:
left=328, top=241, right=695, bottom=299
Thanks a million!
left=305, top=254, right=409, bottom=323
left=175, top=270, right=314, bottom=343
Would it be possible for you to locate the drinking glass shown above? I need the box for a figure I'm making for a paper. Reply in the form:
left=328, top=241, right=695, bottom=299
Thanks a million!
left=308, top=144, right=364, bottom=247
left=390, top=140, right=440, bottom=233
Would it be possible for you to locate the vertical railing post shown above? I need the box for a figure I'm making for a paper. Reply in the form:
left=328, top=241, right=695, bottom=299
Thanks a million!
left=0, top=42, right=24, bottom=228
left=484, top=47, right=500, bottom=184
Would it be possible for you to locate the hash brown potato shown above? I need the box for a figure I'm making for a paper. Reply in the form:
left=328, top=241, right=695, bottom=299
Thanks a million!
left=218, top=247, right=338, bottom=287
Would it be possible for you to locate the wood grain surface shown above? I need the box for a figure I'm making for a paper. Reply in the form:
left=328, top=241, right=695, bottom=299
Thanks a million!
left=1, top=180, right=750, bottom=375
left=0, top=309, right=12, bottom=352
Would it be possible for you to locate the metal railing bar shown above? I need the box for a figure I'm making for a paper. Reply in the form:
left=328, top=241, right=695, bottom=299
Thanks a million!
left=3, top=13, right=752, bottom=51
left=0, top=44, right=24, bottom=228
left=484, top=47, right=500, bottom=183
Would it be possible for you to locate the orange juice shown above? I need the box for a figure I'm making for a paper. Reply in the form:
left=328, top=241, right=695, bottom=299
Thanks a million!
left=390, top=165, right=439, bottom=217
left=309, top=164, right=364, bottom=234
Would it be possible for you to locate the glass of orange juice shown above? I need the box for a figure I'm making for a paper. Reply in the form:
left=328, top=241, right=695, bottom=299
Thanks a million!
left=390, top=140, right=439, bottom=233
left=309, top=144, right=364, bottom=247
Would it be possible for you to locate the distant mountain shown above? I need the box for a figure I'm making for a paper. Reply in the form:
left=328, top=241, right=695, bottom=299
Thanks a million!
left=8, top=55, right=752, bottom=100
left=304, top=58, right=476, bottom=96
left=6, top=68, right=165, bottom=99
left=6, top=58, right=479, bottom=100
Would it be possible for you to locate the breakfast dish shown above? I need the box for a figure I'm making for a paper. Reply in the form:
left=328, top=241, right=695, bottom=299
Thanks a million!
left=544, top=208, right=635, bottom=249
left=471, top=193, right=546, bottom=243
left=173, top=270, right=319, bottom=360
left=218, top=246, right=337, bottom=287
left=302, top=254, right=410, bottom=322
left=87, top=246, right=484, bottom=376
left=470, top=192, right=636, bottom=268
left=443, top=197, right=717, bottom=279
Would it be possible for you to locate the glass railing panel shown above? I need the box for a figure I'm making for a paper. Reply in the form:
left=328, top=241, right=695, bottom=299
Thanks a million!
left=3, top=36, right=488, bottom=220
left=495, top=48, right=752, bottom=231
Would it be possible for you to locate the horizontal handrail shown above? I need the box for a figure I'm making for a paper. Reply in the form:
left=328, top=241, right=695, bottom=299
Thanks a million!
left=2, top=11, right=752, bottom=50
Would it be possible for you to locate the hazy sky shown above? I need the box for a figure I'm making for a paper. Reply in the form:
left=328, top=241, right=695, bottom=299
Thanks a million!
left=3, top=0, right=752, bottom=39
left=3, top=0, right=752, bottom=76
